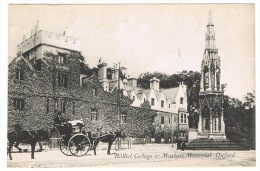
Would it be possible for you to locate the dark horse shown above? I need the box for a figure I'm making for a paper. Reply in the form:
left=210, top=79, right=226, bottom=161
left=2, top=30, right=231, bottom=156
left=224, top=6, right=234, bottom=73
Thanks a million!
left=92, top=130, right=126, bottom=155
left=7, top=125, right=50, bottom=160
left=12, top=142, right=44, bottom=152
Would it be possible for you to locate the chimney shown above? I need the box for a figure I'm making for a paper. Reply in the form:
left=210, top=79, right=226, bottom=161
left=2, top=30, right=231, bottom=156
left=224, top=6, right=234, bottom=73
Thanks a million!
left=149, top=77, right=160, bottom=91
left=180, top=82, right=187, bottom=95
left=127, top=78, right=137, bottom=87
left=113, top=64, right=119, bottom=80
left=23, top=34, right=26, bottom=42
left=97, top=58, right=107, bottom=80
left=35, top=21, right=39, bottom=34
left=120, top=64, right=126, bottom=77
left=31, top=29, right=34, bottom=36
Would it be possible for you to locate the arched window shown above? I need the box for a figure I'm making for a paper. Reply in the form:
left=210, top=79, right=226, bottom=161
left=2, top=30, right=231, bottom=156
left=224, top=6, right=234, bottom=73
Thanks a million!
left=203, top=66, right=209, bottom=90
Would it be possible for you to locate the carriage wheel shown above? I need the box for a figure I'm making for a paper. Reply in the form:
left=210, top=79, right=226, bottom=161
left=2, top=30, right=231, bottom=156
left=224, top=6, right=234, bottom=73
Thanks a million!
left=68, top=134, right=91, bottom=157
left=60, top=136, right=72, bottom=156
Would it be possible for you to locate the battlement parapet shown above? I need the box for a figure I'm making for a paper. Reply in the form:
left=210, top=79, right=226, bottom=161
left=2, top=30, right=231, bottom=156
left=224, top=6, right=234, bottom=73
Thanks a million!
left=17, top=30, right=80, bottom=54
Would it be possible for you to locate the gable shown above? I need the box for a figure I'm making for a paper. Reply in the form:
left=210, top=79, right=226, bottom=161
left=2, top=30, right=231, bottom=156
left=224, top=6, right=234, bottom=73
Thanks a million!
left=161, top=87, right=179, bottom=103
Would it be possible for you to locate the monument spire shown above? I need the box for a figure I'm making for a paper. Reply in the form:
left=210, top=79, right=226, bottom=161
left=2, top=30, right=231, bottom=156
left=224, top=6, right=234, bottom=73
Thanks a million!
left=208, top=10, right=213, bottom=26
left=198, top=11, right=226, bottom=139
left=205, top=10, right=216, bottom=50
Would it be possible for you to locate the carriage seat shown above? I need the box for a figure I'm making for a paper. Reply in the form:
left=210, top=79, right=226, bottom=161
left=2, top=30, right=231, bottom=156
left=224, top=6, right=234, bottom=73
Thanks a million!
left=68, top=120, right=85, bottom=134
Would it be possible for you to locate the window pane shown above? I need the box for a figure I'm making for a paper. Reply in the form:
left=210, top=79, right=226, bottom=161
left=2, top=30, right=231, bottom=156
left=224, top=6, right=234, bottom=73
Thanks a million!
left=161, top=116, right=164, bottom=124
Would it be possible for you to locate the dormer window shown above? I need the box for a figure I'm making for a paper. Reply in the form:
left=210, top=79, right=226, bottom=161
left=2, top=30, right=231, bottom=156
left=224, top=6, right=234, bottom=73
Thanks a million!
left=169, top=104, right=171, bottom=108
left=180, top=97, right=184, bottom=104
left=151, top=98, right=155, bottom=106
left=161, top=116, right=164, bottom=124
left=133, top=96, right=135, bottom=101
left=143, top=98, right=146, bottom=102
left=161, top=100, right=164, bottom=108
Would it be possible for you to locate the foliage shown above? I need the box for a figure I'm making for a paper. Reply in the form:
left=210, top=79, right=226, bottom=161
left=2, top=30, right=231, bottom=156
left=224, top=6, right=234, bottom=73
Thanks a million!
left=224, top=92, right=255, bottom=149
left=8, top=50, right=155, bottom=139
left=244, top=91, right=255, bottom=107
left=140, top=100, right=151, bottom=109
left=137, top=70, right=200, bottom=90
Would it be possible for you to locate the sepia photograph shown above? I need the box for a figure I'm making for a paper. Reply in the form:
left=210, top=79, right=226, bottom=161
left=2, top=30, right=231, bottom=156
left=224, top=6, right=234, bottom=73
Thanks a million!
left=0, top=0, right=258, bottom=169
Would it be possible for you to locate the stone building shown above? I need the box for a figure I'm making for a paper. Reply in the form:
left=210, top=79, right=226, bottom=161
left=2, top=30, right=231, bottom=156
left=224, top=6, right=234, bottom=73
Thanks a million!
left=97, top=59, right=189, bottom=142
left=8, top=22, right=156, bottom=142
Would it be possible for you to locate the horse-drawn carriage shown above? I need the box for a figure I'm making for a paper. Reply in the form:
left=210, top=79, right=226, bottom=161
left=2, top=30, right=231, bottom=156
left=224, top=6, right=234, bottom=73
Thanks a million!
left=56, top=120, right=124, bottom=157
left=8, top=119, right=125, bottom=160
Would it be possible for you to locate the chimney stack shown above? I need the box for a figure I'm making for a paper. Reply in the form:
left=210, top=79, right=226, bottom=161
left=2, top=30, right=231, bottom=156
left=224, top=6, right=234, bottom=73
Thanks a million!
left=23, top=34, right=26, bottom=42
left=149, top=77, right=160, bottom=91
left=31, top=29, right=34, bottom=36
left=97, top=58, right=108, bottom=80
left=127, top=78, right=137, bottom=87
left=97, top=58, right=109, bottom=91
left=35, top=20, right=39, bottom=34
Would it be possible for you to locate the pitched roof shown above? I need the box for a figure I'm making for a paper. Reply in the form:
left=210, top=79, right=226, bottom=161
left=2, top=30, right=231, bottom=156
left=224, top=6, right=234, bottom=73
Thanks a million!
left=139, top=89, right=150, bottom=98
left=124, top=84, right=143, bottom=92
left=161, top=87, right=179, bottom=103
left=9, top=55, right=35, bottom=71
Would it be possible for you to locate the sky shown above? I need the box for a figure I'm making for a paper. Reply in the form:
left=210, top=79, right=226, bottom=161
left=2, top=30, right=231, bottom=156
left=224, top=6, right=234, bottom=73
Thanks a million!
left=8, top=4, right=255, bottom=100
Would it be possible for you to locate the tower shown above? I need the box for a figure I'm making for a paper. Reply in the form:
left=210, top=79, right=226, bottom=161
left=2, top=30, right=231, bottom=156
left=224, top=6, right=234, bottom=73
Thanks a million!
left=198, top=11, right=226, bottom=139
left=97, top=58, right=109, bottom=92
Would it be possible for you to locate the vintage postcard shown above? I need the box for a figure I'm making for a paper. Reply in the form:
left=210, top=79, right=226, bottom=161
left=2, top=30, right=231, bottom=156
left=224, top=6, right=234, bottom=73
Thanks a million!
left=1, top=1, right=258, bottom=169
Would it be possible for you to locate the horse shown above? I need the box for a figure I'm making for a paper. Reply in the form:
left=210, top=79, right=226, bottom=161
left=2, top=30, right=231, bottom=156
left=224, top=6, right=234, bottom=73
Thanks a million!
left=92, top=130, right=126, bottom=155
left=7, top=126, right=50, bottom=160
left=12, top=141, right=44, bottom=152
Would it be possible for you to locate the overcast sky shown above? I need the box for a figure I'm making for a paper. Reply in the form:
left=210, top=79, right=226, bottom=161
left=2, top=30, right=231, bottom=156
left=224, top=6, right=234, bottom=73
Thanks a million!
left=8, top=4, right=255, bottom=99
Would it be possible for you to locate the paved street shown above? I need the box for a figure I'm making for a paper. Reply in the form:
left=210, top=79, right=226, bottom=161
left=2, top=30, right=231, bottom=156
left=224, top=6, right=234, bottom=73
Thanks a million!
left=7, top=143, right=256, bottom=167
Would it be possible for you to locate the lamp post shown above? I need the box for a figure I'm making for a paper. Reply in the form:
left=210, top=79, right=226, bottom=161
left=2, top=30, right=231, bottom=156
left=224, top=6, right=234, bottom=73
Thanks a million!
left=118, top=62, right=121, bottom=131
left=171, top=113, right=173, bottom=147
left=117, top=62, right=122, bottom=151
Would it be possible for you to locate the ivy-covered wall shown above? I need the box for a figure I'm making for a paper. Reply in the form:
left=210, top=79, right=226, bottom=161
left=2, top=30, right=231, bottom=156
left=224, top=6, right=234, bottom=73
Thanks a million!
left=153, top=111, right=178, bottom=143
left=8, top=49, right=157, bottom=138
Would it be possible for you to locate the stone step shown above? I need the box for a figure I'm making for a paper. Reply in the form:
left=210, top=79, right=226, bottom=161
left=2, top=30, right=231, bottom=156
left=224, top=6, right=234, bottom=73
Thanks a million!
left=184, top=138, right=248, bottom=151
left=185, top=147, right=248, bottom=151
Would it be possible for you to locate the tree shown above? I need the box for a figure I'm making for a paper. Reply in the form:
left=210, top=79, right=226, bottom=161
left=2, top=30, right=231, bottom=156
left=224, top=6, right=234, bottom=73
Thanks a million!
left=137, top=70, right=200, bottom=90
left=224, top=92, right=256, bottom=149
left=140, top=100, right=151, bottom=109
left=244, top=91, right=255, bottom=107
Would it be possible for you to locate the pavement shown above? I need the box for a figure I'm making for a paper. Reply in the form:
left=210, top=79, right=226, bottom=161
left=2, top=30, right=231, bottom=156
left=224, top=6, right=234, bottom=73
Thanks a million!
left=7, top=143, right=256, bottom=168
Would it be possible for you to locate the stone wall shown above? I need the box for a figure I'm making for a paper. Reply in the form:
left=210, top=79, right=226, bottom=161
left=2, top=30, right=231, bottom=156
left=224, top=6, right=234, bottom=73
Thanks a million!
left=8, top=50, right=156, bottom=138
